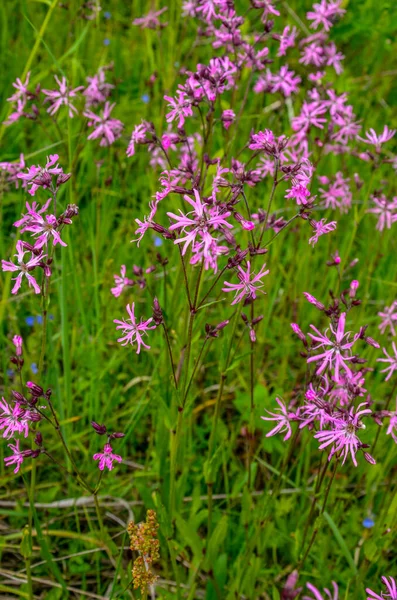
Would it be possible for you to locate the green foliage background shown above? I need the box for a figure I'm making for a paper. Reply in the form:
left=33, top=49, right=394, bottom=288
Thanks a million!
left=0, top=0, right=396, bottom=598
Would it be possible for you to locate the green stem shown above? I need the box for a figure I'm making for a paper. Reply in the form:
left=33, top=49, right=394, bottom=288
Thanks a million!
left=206, top=310, right=240, bottom=536
left=162, top=322, right=178, bottom=390
left=247, top=302, right=255, bottom=489
left=257, top=158, right=279, bottom=248
left=298, top=460, right=338, bottom=569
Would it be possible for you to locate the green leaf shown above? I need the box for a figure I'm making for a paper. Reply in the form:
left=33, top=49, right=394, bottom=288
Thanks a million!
left=206, top=515, right=228, bottom=568
left=19, top=525, right=32, bottom=560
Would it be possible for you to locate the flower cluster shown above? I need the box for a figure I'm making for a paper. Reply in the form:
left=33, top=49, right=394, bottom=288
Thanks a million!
left=264, top=283, right=381, bottom=466
left=127, top=510, right=160, bottom=591
left=91, top=421, right=124, bottom=471
left=1, top=154, right=77, bottom=295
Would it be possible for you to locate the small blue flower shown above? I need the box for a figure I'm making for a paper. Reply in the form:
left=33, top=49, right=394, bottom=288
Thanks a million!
left=7, top=369, right=14, bottom=378
left=104, top=11, right=111, bottom=19
left=36, top=315, right=43, bottom=325
left=141, top=94, right=150, bottom=104
left=104, top=38, right=111, bottom=46
left=31, top=363, right=38, bottom=375
left=49, top=314, right=54, bottom=321
left=154, top=236, right=163, bottom=247
left=25, top=316, right=35, bottom=327
left=362, top=517, right=375, bottom=529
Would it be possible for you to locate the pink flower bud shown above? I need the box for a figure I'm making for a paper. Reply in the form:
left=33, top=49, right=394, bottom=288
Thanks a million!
left=26, top=381, right=44, bottom=397
left=291, top=323, right=307, bottom=346
left=349, top=280, right=359, bottom=298
left=91, top=421, right=107, bottom=435
left=363, top=452, right=376, bottom=465
left=12, top=335, right=23, bottom=356
left=303, top=293, right=325, bottom=311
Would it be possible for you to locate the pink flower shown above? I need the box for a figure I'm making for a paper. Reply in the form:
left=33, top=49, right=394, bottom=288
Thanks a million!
left=17, top=155, right=64, bottom=196
left=114, top=303, right=156, bottom=353
left=167, top=189, right=232, bottom=256
left=221, top=109, right=235, bottom=130
left=222, top=261, right=269, bottom=305
left=4, top=440, right=26, bottom=474
left=111, top=265, right=134, bottom=298
left=385, top=401, right=397, bottom=444
left=132, top=7, right=168, bottom=29
left=307, top=313, right=357, bottom=378
left=0, top=154, right=26, bottom=188
left=292, top=101, right=328, bottom=134
left=14, top=198, right=52, bottom=229
left=42, top=75, right=83, bottom=118
left=309, top=219, right=337, bottom=247
left=367, top=577, right=397, bottom=600
left=22, top=213, right=67, bottom=249
left=255, top=0, right=280, bottom=20
left=126, top=122, right=151, bottom=157
left=7, top=72, right=31, bottom=103
left=378, top=303, right=397, bottom=336
left=276, top=26, right=297, bottom=57
left=314, top=403, right=373, bottom=467
left=261, top=398, right=294, bottom=441
left=285, top=184, right=311, bottom=206
left=0, top=399, right=29, bottom=439
left=1, top=241, right=45, bottom=294
left=299, top=43, right=324, bottom=67
left=367, top=195, right=397, bottom=231
left=93, top=443, right=122, bottom=471
left=133, top=200, right=160, bottom=246
left=319, top=172, right=352, bottom=213
left=249, top=129, right=275, bottom=150
left=358, top=126, right=396, bottom=151
left=84, top=102, right=124, bottom=147
left=83, top=68, right=114, bottom=107
left=164, top=91, right=193, bottom=128
left=324, top=42, right=344, bottom=74
left=13, top=335, right=23, bottom=356
left=378, top=342, right=397, bottom=381
left=307, top=0, right=345, bottom=32
left=270, top=65, right=301, bottom=97
left=190, top=238, right=229, bottom=273
left=303, top=581, right=339, bottom=600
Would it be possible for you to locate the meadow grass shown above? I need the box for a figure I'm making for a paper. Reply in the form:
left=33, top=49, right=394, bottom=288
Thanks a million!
left=0, top=0, right=396, bottom=598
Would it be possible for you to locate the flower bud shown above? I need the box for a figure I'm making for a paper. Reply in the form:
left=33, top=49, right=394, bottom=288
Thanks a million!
left=34, top=432, right=43, bottom=446
left=363, top=452, right=376, bottom=465
left=152, top=298, right=163, bottom=326
left=57, top=173, right=72, bottom=186
left=12, top=335, right=23, bottom=357
left=12, top=390, right=25, bottom=402
left=365, top=336, right=380, bottom=349
left=291, top=323, right=308, bottom=347
left=91, top=421, right=107, bottom=435
left=109, top=432, right=125, bottom=439
left=303, top=292, right=325, bottom=311
left=26, top=381, right=44, bottom=397
left=349, top=280, right=359, bottom=298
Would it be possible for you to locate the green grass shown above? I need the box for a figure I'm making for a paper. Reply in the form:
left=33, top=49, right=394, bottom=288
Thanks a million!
left=0, top=0, right=397, bottom=598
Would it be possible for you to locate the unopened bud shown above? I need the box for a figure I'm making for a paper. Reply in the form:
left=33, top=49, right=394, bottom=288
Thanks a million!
left=12, top=390, right=25, bottom=402
left=152, top=297, right=163, bottom=325
left=26, top=381, right=44, bottom=397
left=349, top=280, right=359, bottom=298
left=303, top=293, right=325, bottom=311
left=91, top=421, right=107, bottom=435
left=363, top=452, right=376, bottom=465
left=291, top=323, right=308, bottom=347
